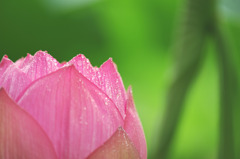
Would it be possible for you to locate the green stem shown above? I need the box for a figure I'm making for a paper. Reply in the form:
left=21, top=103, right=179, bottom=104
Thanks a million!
left=214, top=25, right=237, bottom=159
left=155, top=0, right=216, bottom=158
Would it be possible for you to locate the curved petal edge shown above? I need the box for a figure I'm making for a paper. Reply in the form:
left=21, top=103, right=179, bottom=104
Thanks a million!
left=124, top=86, right=147, bottom=159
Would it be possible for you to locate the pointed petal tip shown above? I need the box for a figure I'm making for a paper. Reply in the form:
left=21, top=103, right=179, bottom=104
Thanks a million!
left=68, top=54, right=95, bottom=70
left=0, top=55, right=9, bottom=62
left=100, top=58, right=121, bottom=79
left=127, top=86, right=133, bottom=94
left=87, top=126, right=141, bottom=159
left=23, top=53, right=33, bottom=61
left=108, top=57, right=113, bottom=62
left=1, top=55, right=12, bottom=62
left=0, top=56, right=13, bottom=74
left=101, top=58, right=114, bottom=68
left=34, top=50, right=51, bottom=58
left=71, top=54, right=91, bottom=63
left=75, top=54, right=86, bottom=58
left=33, top=51, right=59, bottom=62
left=72, top=54, right=87, bottom=60
left=26, top=53, right=33, bottom=57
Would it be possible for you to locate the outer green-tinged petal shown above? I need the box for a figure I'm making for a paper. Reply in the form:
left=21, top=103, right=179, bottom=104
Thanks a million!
left=87, top=127, right=140, bottom=159
left=0, top=88, right=57, bottom=159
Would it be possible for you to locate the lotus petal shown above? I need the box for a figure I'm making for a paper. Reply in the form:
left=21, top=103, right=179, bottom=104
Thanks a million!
left=68, top=55, right=127, bottom=118
left=17, top=66, right=124, bottom=159
left=0, top=88, right=57, bottom=159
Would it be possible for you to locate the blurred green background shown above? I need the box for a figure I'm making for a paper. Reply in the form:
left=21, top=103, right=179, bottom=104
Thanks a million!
left=0, top=0, right=240, bottom=158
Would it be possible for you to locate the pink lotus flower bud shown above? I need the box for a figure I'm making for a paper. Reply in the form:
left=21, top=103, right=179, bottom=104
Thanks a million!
left=0, top=51, right=147, bottom=159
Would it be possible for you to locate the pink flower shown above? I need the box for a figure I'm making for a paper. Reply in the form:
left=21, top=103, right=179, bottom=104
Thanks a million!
left=0, top=51, right=147, bottom=159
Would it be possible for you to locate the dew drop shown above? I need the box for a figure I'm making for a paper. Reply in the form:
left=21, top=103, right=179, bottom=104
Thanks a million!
left=104, top=97, right=109, bottom=106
